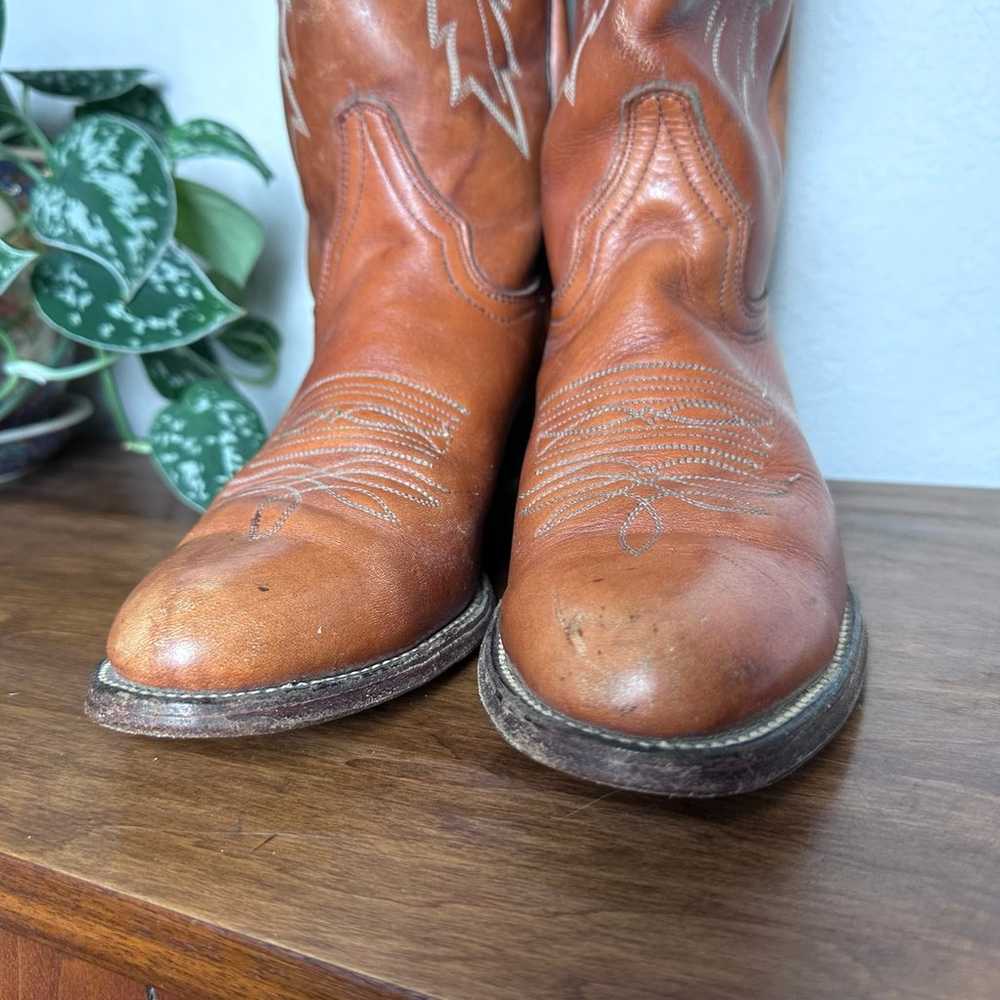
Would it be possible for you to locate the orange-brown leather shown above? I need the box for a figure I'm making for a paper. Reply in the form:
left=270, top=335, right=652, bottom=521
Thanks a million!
left=107, top=0, right=550, bottom=691
left=499, top=0, right=849, bottom=737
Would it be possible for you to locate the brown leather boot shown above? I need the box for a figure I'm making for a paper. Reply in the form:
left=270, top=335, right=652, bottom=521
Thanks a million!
left=478, top=0, right=867, bottom=796
left=87, top=0, right=552, bottom=736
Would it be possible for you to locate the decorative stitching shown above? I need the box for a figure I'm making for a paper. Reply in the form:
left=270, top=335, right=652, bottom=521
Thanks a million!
left=495, top=592, right=859, bottom=750
left=357, top=112, right=535, bottom=324
left=711, top=11, right=728, bottom=82
left=555, top=93, right=660, bottom=314
left=519, top=361, right=787, bottom=555
left=742, top=3, right=774, bottom=115
left=701, top=0, right=776, bottom=115
left=314, top=103, right=366, bottom=320
left=216, top=372, right=468, bottom=538
left=98, top=581, right=492, bottom=702
left=426, top=0, right=531, bottom=158
left=278, top=0, right=310, bottom=138
left=661, top=95, right=746, bottom=330
left=362, top=105, right=538, bottom=305
left=552, top=86, right=765, bottom=336
left=319, top=102, right=538, bottom=327
left=359, top=118, right=519, bottom=325
left=562, top=99, right=662, bottom=306
left=670, top=91, right=763, bottom=329
left=703, top=0, right=724, bottom=43
left=552, top=84, right=640, bottom=303
left=561, top=0, right=613, bottom=105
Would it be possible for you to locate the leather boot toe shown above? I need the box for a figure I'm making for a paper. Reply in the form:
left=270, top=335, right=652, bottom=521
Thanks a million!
left=107, top=515, right=467, bottom=694
left=500, top=538, right=846, bottom=739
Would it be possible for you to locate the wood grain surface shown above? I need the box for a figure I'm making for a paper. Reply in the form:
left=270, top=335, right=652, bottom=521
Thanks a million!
left=0, top=444, right=997, bottom=1000
left=0, top=927, right=154, bottom=999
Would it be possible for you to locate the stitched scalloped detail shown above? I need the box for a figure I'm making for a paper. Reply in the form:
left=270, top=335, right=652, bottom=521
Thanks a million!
left=317, top=99, right=540, bottom=328
left=552, top=84, right=767, bottom=337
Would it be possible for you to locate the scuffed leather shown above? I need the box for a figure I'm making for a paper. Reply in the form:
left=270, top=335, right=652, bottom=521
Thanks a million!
left=499, top=0, right=850, bottom=738
left=108, top=0, right=549, bottom=692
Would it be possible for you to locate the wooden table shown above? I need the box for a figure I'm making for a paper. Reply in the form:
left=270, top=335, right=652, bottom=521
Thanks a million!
left=0, top=444, right=997, bottom=1000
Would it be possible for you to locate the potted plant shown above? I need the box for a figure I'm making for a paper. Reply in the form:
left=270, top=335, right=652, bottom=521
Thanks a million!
left=0, top=0, right=281, bottom=509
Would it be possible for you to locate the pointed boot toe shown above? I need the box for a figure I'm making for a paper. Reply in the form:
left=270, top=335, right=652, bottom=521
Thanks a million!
left=91, top=523, right=493, bottom=738
left=482, top=538, right=865, bottom=796
left=498, top=540, right=847, bottom=738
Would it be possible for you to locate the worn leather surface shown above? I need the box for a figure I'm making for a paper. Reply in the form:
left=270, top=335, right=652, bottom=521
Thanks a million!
left=108, top=0, right=549, bottom=692
left=499, top=0, right=850, bottom=738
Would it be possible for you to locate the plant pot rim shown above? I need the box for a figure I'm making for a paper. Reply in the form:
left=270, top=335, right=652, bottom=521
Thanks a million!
left=0, top=392, right=94, bottom=445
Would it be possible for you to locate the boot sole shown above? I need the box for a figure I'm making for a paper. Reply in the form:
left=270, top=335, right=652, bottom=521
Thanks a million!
left=86, top=578, right=494, bottom=738
left=478, top=588, right=867, bottom=797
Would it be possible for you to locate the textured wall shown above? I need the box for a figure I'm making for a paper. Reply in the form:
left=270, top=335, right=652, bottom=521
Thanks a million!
left=4, top=1, right=998, bottom=486
left=774, top=1, right=1000, bottom=487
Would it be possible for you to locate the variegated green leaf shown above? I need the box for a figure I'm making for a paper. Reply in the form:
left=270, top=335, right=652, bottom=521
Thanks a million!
left=30, top=114, right=175, bottom=296
left=167, top=119, right=273, bottom=181
left=216, top=317, right=280, bottom=386
left=141, top=339, right=219, bottom=400
left=218, top=314, right=280, bottom=372
left=32, top=243, right=243, bottom=354
left=0, top=2, right=6, bottom=62
left=207, top=270, right=244, bottom=307
left=174, top=177, right=262, bottom=290
left=0, top=238, right=37, bottom=294
left=149, top=379, right=266, bottom=510
left=76, top=85, right=174, bottom=136
left=9, top=68, right=146, bottom=102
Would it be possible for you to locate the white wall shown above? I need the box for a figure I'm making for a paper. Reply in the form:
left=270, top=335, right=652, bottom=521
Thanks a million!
left=4, top=1, right=998, bottom=487
left=775, top=1, right=1000, bottom=487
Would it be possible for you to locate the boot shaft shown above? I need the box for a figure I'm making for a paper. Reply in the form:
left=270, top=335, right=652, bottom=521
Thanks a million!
left=278, top=0, right=552, bottom=295
left=544, top=0, right=793, bottom=340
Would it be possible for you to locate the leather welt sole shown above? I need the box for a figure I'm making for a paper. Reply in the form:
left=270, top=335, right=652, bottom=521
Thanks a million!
left=478, top=589, right=867, bottom=797
left=86, top=578, right=494, bottom=739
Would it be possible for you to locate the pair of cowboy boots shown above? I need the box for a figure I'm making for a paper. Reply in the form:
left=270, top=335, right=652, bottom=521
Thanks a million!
left=87, top=0, right=867, bottom=797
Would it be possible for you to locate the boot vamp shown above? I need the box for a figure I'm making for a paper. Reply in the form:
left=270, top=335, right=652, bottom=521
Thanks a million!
left=108, top=315, right=498, bottom=693
left=107, top=84, right=549, bottom=695
left=503, top=303, right=847, bottom=739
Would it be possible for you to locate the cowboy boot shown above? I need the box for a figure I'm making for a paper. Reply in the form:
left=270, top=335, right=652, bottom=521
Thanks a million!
left=87, top=0, right=553, bottom=737
left=479, top=0, right=867, bottom=796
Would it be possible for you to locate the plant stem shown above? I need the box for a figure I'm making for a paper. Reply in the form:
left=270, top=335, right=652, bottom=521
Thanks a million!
left=5, top=353, right=120, bottom=384
left=0, top=145, right=43, bottom=184
left=18, top=84, right=54, bottom=160
left=96, top=352, right=144, bottom=450
left=178, top=344, right=223, bottom=379
left=0, top=142, right=45, bottom=164
left=0, top=327, right=19, bottom=402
